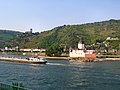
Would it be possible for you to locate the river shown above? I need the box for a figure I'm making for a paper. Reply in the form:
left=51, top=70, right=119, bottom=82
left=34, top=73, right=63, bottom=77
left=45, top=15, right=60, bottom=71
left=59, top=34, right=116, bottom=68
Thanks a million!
left=0, top=54, right=120, bottom=90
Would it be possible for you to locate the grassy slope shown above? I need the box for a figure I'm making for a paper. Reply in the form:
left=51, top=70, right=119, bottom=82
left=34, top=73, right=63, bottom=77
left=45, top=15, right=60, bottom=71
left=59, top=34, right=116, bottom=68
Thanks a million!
left=0, top=30, right=21, bottom=48
left=20, top=19, right=120, bottom=49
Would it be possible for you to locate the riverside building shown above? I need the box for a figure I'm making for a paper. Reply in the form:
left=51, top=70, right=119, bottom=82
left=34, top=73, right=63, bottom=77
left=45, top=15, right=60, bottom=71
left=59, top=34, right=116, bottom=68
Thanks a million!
left=69, top=38, right=96, bottom=58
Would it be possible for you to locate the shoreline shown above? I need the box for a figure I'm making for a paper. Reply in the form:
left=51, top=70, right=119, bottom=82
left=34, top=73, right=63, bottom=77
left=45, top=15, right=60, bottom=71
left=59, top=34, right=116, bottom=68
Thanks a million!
left=103, top=58, right=120, bottom=61
left=1, top=52, right=120, bottom=61
left=38, top=55, right=120, bottom=61
left=0, top=55, right=120, bottom=64
left=0, top=52, right=120, bottom=62
left=38, top=56, right=69, bottom=60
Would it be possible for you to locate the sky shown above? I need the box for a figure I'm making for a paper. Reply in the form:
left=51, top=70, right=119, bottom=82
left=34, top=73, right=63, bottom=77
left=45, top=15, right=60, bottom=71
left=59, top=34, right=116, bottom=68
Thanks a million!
left=0, top=0, right=120, bottom=32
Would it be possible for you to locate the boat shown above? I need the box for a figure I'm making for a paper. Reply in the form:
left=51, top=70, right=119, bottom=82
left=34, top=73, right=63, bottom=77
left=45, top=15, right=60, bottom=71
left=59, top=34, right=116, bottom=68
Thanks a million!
left=26, top=57, right=47, bottom=64
left=0, top=56, right=47, bottom=64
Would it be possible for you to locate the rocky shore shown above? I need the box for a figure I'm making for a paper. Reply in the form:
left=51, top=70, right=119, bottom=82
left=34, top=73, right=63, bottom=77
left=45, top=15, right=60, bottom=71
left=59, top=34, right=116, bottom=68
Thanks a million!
left=69, top=58, right=120, bottom=63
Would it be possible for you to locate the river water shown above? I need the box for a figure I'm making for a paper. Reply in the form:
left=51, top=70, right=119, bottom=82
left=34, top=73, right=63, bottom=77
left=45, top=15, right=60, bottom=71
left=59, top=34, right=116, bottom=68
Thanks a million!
left=0, top=54, right=120, bottom=90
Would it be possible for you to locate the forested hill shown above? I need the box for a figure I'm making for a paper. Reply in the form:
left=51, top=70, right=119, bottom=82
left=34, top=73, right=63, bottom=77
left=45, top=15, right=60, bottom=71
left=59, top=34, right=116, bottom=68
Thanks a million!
left=0, top=30, right=21, bottom=47
left=2, top=19, right=120, bottom=49
left=19, top=19, right=120, bottom=49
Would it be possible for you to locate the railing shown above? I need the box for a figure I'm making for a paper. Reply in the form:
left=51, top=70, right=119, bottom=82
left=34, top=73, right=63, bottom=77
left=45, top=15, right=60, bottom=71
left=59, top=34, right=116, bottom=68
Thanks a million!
left=0, top=82, right=28, bottom=90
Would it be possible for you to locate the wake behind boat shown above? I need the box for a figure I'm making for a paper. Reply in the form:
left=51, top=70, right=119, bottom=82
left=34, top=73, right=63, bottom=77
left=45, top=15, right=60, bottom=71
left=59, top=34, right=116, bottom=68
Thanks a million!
left=0, top=56, right=47, bottom=64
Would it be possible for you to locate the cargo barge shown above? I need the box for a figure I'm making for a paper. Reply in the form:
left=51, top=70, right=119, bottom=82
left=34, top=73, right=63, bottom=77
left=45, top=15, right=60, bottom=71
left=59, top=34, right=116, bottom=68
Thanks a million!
left=0, top=56, right=47, bottom=64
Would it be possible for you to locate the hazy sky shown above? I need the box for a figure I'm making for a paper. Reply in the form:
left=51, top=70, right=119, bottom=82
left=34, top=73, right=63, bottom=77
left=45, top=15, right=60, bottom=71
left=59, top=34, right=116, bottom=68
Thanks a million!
left=0, top=0, right=120, bottom=32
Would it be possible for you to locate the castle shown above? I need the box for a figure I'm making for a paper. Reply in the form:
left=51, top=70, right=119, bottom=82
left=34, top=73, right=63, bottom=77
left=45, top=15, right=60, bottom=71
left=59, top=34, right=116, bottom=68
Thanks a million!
left=69, top=38, right=96, bottom=58
left=25, top=28, right=33, bottom=34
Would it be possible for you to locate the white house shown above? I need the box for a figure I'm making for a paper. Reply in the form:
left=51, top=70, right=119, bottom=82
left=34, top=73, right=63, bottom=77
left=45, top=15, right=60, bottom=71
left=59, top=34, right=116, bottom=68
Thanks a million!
left=69, top=39, right=96, bottom=58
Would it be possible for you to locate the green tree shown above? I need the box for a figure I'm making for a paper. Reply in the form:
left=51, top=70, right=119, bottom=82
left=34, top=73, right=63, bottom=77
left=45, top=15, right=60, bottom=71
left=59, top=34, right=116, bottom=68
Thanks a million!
left=45, top=43, right=63, bottom=56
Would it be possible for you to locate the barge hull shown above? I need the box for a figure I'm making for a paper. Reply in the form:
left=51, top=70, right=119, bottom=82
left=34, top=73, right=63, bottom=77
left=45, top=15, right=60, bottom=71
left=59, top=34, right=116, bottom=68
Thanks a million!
left=0, top=57, right=47, bottom=64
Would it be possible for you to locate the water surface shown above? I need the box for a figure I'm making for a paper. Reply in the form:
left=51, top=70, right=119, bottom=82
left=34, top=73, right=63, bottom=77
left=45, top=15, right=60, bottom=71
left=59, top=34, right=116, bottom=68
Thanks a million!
left=0, top=56, right=120, bottom=90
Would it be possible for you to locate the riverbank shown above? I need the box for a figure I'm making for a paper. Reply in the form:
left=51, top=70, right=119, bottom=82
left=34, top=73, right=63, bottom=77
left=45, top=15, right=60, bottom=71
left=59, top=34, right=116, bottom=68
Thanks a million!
left=38, top=55, right=120, bottom=62
left=104, top=58, right=120, bottom=61
left=38, top=56, right=69, bottom=60
left=0, top=52, right=120, bottom=62
left=68, top=58, right=120, bottom=63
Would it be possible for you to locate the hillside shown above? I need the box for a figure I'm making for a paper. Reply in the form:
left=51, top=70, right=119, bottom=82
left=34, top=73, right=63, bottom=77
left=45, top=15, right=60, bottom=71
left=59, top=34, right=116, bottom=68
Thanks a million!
left=2, top=19, right=120, bottom=49
left=19, top=19, right=120, bottom=49
left=0, top=30, right=22, bottom=48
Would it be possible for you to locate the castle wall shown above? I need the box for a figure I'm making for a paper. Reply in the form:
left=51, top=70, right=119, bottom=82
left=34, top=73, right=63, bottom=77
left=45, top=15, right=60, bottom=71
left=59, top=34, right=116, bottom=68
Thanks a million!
left=69, top=50, right=96, bottom=58
left=69, top=50, right=85, bottom=57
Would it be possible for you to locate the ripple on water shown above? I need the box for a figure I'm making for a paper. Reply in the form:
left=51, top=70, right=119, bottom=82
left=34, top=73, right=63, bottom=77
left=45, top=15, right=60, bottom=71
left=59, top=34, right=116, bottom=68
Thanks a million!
left=0, top=58, right=120, bottom=90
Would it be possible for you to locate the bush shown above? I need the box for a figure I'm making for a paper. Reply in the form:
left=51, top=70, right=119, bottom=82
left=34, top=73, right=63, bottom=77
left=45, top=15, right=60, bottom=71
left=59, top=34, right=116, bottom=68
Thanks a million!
left=45, top=43, right=64, bottom=56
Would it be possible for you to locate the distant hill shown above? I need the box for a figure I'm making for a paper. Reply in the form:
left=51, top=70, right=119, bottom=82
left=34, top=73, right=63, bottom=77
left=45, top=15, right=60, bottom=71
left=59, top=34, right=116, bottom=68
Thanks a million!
left=19, top=19, right=120, bottom=49
left=1, top=19, right=120, bottom=49
left=0, top=30, right=22, bottom=48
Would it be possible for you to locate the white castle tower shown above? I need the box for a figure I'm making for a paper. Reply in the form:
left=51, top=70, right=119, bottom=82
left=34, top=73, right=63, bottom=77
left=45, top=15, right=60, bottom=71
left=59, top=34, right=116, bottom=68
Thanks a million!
left=78, top=38, right=85, bottom=50
left=69, top=37, right=96, bottom=58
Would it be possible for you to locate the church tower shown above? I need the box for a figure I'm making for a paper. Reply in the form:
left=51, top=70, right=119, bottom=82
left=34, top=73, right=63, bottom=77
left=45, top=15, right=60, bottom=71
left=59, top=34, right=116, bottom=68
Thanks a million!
left=78, top=37, right=85, bottom=50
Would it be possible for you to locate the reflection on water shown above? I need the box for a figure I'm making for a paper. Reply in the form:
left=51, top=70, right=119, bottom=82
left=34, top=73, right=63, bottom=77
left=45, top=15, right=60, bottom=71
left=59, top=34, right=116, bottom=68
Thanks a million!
left=0, top=55, right=120, bottom=90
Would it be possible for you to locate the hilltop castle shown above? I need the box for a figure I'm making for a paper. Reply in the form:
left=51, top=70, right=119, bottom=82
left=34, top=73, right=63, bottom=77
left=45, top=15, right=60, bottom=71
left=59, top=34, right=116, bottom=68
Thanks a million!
left=25, top=28, right=33, bottom=34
